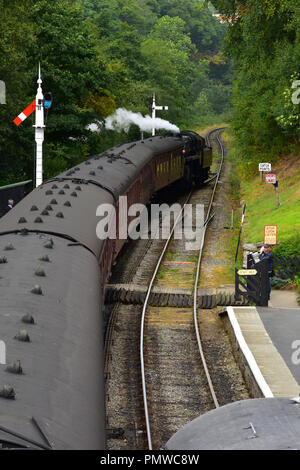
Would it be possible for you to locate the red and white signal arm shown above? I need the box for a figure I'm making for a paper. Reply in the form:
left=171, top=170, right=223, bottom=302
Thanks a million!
left=266, top=173, right=277, bottom=184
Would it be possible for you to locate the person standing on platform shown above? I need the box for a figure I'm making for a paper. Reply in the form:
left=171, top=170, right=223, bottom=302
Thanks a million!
left=2, top=199, right=14, bottom=216
left=259, top=244, right=274, bottom=301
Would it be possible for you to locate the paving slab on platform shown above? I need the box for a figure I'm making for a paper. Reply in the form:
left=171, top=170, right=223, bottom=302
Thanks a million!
left=227, top=306, right=300, bottom=398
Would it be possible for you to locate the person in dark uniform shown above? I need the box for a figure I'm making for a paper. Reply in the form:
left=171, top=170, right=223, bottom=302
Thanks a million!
left=259, top=244, right=274, bottom=300
left=3, top=199, right=14, bottom=216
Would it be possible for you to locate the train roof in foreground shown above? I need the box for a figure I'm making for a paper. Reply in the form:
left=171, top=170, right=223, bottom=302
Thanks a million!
left=164, top=398, right=300, bottom=450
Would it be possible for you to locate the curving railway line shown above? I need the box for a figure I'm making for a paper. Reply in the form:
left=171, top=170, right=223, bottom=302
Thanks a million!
left=105, top=128, right=249, bottom=450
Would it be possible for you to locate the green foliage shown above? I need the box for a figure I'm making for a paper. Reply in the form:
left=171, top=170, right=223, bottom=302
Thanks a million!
left=211, top=0, right=300, bottom=169
left=271, top=277, right=291, bottom=289
left=273, top=233, right=300, bottom=258
left=0, top=0, right=232, bottom=185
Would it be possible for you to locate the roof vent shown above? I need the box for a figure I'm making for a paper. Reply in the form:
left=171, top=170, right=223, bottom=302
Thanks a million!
left=0, top=385, right=15, bottom=399
left=22, top=314, right=35, bottom=324
left=35, top=268, right=46, bottom=277
left=43, top=239, right=53, bottom=249
left=39, top=255, right=50, bottom=262
left=4, top=244, right=14, bottom=251
left=6, top=360, right=23, bottom=374
left=14, top=330, right=30, bottom=342
left=31, top=285, right=43, bottom=295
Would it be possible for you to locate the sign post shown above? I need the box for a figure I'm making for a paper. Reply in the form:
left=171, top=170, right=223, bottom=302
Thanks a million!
left=259, top=163, right=271, bottom=182
left=264, top=225, right=277, bottom=245
left=151, top=93, right=168, bottom=136
left=265, top=173, right=280, bottom=207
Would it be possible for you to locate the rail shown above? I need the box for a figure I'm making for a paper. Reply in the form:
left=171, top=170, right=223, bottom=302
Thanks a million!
left=140, top=128, right=226, bottom=449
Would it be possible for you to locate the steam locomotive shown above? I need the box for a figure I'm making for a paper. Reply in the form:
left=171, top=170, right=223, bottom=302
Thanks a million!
left=0, top=131, right=211, bottom=449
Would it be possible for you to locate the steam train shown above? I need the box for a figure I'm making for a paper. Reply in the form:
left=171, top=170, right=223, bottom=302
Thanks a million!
left=0, top=131, right=212, bottom=449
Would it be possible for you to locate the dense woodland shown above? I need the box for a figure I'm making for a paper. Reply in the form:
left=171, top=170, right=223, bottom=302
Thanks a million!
left=212, top=0, right=300, bottom=173
left=0, top=0, right=231, bottom=185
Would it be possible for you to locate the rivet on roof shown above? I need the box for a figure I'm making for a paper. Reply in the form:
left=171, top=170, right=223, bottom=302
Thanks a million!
left=6, top=360, right=23, bottom=375
left=45, top=190, right=53, bottom=195
left=98, top=166, right=103, bottom=170
left=89, top=171, right=95, bottom=176
left=58, top=190, right=65, bottom=195
left=64, top=201, right=71, bottom=207
left=30, top=205, right=39, bottom=211
left=20, top=228, right=29, bottom=236
left=43, top=239, right=54, bottom=249
left=50, top=199, right=57, bottom=205
left=85, top=161, right=91, bottom=165
left=52, top=184, right=58, bottom=189
left=0, top=385, right=15, bottom=399
left=18, top=217, right=27, bottom=224
left=31, top=285, right=43, bottom=295
left=34, top=217, right=43, bottom=223
left=22, top=314, right=35, bottom=324
left=63, top=184, right=70, bottom=189
left=35, top=267, right=46, bottom=277
left=56, top=212, right=64, bottom=218
left=75, top=186, right=81, bottom=191
left=14, top=330, right=30, bottom=342
left=41, top=210, right=49, bottom=216
left=45, top=205, right=53, bottom=211
left=70, top=192, right=77, bottom=197
left=0, top=257, right=8, bottom=264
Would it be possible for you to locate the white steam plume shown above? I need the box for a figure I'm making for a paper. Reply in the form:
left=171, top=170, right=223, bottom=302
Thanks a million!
left=104, top=108, right=180, bottom=134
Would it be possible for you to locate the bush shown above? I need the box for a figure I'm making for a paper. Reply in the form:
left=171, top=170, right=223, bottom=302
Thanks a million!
left=271, top=277, right=291, bottom=289
left=273, top=233, right=300, bottom=258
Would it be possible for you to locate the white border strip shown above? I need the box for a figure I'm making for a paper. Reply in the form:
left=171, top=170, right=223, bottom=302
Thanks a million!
left=226, top=306, right=274, bottom=398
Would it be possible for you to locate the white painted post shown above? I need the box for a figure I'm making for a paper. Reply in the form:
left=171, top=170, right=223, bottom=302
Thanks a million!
left=151, top=93, right=169, bottom=136
left=152, top=93, right=156, bottom=136
left=33, top=64, right=45, bottom=187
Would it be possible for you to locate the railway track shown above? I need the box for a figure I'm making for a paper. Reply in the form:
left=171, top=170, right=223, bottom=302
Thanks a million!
left=140, top=128, right=225, bottom=449
left=105, top=129, right=250, bottom=450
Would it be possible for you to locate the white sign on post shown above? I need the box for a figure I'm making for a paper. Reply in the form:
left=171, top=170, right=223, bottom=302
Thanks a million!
left=259, top=163, right=271, bottom=172
left=266, top=173, right=277, bottom=184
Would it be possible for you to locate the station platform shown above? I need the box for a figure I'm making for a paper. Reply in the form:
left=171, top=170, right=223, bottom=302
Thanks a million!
left=226, top=290, right=300, bottom=398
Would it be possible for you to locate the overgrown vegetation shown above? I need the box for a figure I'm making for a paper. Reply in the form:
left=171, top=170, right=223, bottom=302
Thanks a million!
left=0, top=0, right=232, bottom=185
left=212, top=0, right=300, bottom=174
